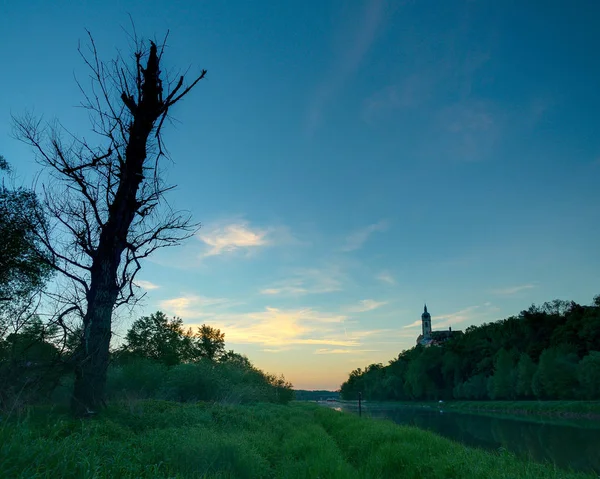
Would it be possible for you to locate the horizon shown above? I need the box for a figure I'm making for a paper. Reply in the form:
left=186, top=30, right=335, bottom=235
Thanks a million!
left=1, top=0, right=599, bottom=390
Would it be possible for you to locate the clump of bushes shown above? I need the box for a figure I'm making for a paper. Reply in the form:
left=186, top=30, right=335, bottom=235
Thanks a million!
left=1, top=311, right=294, bottom=411
left=106, top=357, right=294, bottom=405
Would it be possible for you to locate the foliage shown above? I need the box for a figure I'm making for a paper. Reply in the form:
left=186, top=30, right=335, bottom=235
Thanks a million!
left=118, top=312, right=194, bottom=366
left=516, top=353, right=537, bottom=398
left=0, top=401, right=594, bottom=478
left=118, top=312, right=227, bottom=365
left=0, top=308, right=292, bottom=410
left=294, top=389, right=340, bottom=401
left=0, top=156, right=51, bottom=316
left=577, top=352, right=600, bottom=400
left=0, top=318, right=64, bottom=410
left=107, top=311, right=293, bottom=405
left=341, top=295, right=600, bottom=401
left=106, top=356, right=293, bottom=406
left=489, top=348, right=517, bottom=399
left=195, top=324, right=226, bottom=361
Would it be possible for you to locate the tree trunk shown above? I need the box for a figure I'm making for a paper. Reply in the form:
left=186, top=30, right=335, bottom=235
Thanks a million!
left=71, top=280, right=115, bottom=415
left=70, top=42, right=164, bottom=416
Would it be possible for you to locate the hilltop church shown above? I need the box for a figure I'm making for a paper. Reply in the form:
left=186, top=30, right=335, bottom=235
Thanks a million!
left=416, top=304, right=461, bottom=347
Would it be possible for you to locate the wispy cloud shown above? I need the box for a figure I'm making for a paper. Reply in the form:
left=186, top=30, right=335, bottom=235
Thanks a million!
left=342, top=220, right=389, bottom=252
left=363, top=73, right=434, bottom=121
left=490, top=283, right=537, bottom=295
left=158, top=295, right=233, bottom=319
left=306, top=0, right=387, bottom=134
left=434, top=101, right=500, bottom=162
left=376, top=271, right=395, bottom=285
left=134, top=280, right=160, bottom=290
left=182, top=305, right=391, bottom=350
left=314, top=348, right=377, bottom=355
left=402, top=319, right=422, bottom=329
left=198, top=220, right=269, bottom=257
left=260, top=267, right=343, bottom=296
left=345, top=299, right=387, bottom=313
left=195, top=307, right=350, bottom=347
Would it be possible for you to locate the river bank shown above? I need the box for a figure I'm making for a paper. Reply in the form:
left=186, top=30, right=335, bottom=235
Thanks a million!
left=0, top=400, right=596, bottom=478
left=335, top=399, right=600, bottom=419
left=443, top=400, right=600, bottom=419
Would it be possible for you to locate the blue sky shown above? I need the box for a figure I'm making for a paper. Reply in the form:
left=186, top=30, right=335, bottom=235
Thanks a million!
left=1, top=0, right=599, bottom=389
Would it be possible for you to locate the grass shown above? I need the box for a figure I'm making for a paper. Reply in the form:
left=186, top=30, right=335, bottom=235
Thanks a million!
left=0, top=400, right=596, bottom=478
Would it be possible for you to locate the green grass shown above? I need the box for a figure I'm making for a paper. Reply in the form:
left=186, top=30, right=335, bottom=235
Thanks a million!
left=0, top=400, right=596, bottom=478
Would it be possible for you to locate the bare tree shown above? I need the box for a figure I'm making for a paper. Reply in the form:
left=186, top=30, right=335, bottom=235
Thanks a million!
left=13, top=29, right=206, bottom=415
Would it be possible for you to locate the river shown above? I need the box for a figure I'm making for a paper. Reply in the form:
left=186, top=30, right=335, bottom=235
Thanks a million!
left=326, top=402, right=600, bottom=474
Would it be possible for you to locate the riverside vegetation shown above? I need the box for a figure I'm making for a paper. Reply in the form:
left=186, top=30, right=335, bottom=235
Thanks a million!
left=340, top=295, right=600, bottom=403
left=1, top=400, right=597, bottom=479
left=0, top=311, right=294, bottom=410
left=2, top=309, right=597, bottom=477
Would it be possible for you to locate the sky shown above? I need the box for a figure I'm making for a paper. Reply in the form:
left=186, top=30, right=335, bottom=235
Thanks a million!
left=1, top=0, right=599, bottom=390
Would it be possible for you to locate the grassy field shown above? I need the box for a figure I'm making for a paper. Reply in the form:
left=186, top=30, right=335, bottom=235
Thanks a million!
left=0, top=400, right=596, bottom=479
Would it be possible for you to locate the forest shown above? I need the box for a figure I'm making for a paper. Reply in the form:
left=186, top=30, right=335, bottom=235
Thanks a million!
left=340, top=296, right=600, bottom=401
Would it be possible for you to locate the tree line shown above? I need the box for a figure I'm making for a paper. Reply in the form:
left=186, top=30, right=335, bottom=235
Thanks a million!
left=340, top=296, right=600, bottom=401
left=0, top=309, right=293, bottom=411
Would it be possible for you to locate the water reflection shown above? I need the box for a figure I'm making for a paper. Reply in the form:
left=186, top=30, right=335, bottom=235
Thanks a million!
left=332, top=404, right=600, bottom=474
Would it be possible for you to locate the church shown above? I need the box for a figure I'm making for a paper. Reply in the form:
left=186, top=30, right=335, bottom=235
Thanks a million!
left=416, top=304, right=461, bottom=347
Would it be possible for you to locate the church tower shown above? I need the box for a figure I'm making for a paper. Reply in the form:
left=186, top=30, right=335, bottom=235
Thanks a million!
left=421, top=304, right=432, bottom=338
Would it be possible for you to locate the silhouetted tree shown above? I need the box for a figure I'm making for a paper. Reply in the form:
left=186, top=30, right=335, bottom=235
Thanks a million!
left=195, top=324, right=226, bottom=361
left=120, top=311, right=192, bottom=366
left=13, top=30, right=206, bottom=415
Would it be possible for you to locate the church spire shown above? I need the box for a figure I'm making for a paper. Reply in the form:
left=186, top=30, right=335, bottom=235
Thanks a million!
left=421, top=303, right=432, bottom=338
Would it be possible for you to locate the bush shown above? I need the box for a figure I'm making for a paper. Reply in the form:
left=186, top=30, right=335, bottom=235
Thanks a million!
left=578, top=351, right=600, bottom=399
left=107, top=359, right=169, bottom=400
left=105, top=357, right=294, bottom=405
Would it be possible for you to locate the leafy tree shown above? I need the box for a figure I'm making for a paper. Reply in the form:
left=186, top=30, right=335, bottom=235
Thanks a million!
left=0, top=318, right=62, bottom=408
left=121, top=312, right=192, bottom=366
left=577, top=351, right=600, bottom=399
left=0, top=157, right=51, bottom=314
left=120, top=312, right=228, bottom=366
left=533, top=346, right=579, bottom=399
left=464, top=374, right=488, bottom=399
left=195, top=324, right=225, bottom=361
left=405, top=353, right=434, bottom=399
left=220, top=350, right=253, bottom=369
left=489, top=349, right=516, bottom=399
left=14, top=31, right=206, bottom=415
left=516, top=353, right=536, bottom=398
